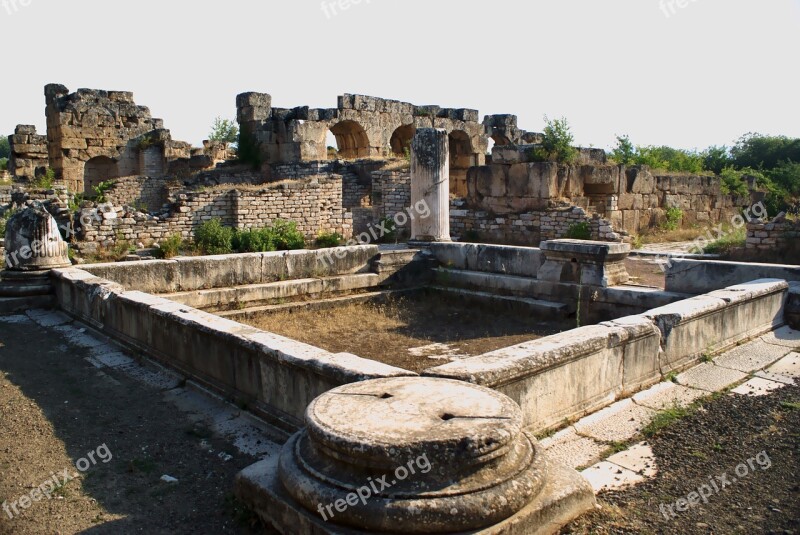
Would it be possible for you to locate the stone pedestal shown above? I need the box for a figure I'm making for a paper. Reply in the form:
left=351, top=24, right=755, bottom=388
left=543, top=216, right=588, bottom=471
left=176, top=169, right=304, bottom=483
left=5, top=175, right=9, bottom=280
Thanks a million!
left=410, top=129, right=451, bottom=243
left=236, top=377, right=595, bottom=534
left=538, top=239, right=630, bottom=288
left=0, top=203, right=71, bottom=305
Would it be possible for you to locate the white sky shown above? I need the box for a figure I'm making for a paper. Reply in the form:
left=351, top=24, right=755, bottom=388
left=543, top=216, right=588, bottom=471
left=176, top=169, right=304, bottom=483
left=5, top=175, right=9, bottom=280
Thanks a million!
left=1, top=0, right=798, bottom=151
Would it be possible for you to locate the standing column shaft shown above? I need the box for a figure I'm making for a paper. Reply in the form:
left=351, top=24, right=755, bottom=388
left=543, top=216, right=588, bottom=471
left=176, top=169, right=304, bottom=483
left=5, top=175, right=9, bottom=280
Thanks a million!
left=411, top=128, right=451, bottom=242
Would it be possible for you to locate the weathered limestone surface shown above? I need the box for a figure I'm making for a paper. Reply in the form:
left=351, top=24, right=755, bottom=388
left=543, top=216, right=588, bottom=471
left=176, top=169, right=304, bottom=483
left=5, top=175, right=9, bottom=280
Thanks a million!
left=430, top=242, right=544, bottom=277
left=3, top=203, right=70, bottom=271
left=426, top=279, right=788, bottom=431
left=746, top=213, right=800, bottom=252
left=236, top=377, right=595, bottom=534
left=538, top=239, right=630, bottom=287
left=665, top=259, right=800, bottom=294
left=410, top=129, right=450, bottom=243
left=7, top=125, right=49, bottom=181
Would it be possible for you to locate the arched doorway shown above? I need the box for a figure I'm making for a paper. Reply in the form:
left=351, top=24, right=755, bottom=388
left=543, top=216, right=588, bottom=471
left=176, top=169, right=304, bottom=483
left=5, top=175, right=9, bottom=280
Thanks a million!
left=448, top=130, right=474, bottom=197
left=328, top=120, right=371, bottom=160
left=83, top=156, right=118, bottom=194
left=390, top=124, right=415, bottom=157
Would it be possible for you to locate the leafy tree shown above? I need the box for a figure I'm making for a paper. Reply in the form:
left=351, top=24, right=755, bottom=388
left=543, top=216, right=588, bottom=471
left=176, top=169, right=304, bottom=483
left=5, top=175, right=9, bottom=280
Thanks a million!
left=611, top=135, right=636, bottom=165
left=701, top=145, right=732, bottom=175
left=0, top=136, right=10, bottom=159
left=531, top=116, right=578, bottom=163
left=208, top=117, right=239, bottom=144
left=731, top=133, right=800, bottom=170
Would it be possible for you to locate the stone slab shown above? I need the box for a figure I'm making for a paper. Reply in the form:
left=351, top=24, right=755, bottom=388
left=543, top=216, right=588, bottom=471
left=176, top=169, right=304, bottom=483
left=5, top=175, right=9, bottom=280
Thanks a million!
left=573, top=399, right=657, bottom=443
left=713, top=339, right=790, bottom=373
left=676, top=363, right=748, bottom=392
left=632, top=381, right=707, bottom=411
left=761, top=326, right=800, bottom=349
left=756, top=353, right=800, bottom=384
left=539, top=427, right=606, bottom=470
left=25, top=309, right=72, bottom=327
left=605, top=442, right=658, bottom=478
left=731, top=377, right=787, bottom=397
left=236, top=453, right=596, bottom=535
left=581, top=461, right=645, bottom=493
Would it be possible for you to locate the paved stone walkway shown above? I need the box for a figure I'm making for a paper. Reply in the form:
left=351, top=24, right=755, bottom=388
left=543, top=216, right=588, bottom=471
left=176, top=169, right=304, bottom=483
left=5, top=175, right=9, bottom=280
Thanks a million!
left=540, top=326, right=800, bottom=493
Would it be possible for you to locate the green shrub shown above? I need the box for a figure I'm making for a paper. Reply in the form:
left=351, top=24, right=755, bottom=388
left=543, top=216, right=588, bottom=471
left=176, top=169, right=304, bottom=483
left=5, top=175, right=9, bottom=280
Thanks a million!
left=703, top=226, right=746, bottom=255
left=663, top=206, right=684, bottom=231
left=565, top=221, right=591, bottom=240
left=32, top=168, right=56, bottom=190
left=315, top=232, right=344, bottom=248
left=0, top=158, right=7, bottom=172
left=208, top=117, right=239, bottom=144
left=377, top=216, right=398, bottom=243
left=232, top=228, right=275, bottom=253
left=194, top=218, right=235, bottom=255
left=719, top=167, right=752, bottom=196
left=92, top=180, right=115, bottom=203
left=530, top=116, right=578, bottom=164
left=155, top=234, right=184, bottom=259
left=611, top=135, right=636, bottom=165
left=267, top=220, right=305, bottom=250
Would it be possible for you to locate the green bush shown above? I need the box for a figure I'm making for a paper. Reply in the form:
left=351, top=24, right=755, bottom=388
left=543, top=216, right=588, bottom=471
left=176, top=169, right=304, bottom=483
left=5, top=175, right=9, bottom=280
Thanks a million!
left=531, top=116, right=578, bottom=164
left=232, top=228, right=275, bottom=253
left=565, top=221, right=591, bottom=240
left=194, top=218, right=235, bottom=255
left=719, top=167, right=752, bottom=196
left=703, top=226, right=746, bottom=255
left=32, top=168, right=56, bottom=190
left=663, top=206, right=684, bottom=231
left=92, top=180, right=115, bottom=203
left=377, top=217, right=398, bottom=243
left=268, top=220, right=305, bottom=250
left=611, top=135, right=636, bottom=165
left=194, top=219, right=307, bottom=255
left=702, top=145, right=733, bottom=175
left=315, top=232, right=344, bottom=248
left=0, top=158, right=7, bottom=172
left=155, top=234, right=184, bottom=259
left=208, top=117, right=239, bottom=144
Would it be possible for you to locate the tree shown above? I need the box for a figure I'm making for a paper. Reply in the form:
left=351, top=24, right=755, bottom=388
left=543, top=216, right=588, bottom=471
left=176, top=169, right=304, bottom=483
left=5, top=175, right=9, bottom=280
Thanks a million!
left=0, top=136, right=10, bottom=159
left=701, top=145, right=732, bottom=175
left=731, top=133, right=800, bottom=170
left=208, top=117, right=239, bottom=144
left=532, top=116, right=578, bottom=163
left=611, top=135, right=636, bottom=165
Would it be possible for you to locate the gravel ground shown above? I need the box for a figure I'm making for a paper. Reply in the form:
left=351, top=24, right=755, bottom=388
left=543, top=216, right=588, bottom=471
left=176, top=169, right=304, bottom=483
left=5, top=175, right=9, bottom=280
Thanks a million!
left=562, top=384, right=800, bottom=534
left=0, top=316, right=263, bottom=535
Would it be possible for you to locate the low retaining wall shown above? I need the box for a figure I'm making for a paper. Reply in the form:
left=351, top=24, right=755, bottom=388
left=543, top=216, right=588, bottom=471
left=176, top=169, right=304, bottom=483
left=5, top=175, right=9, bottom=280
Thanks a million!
left=81, top=245, right=379, bottom=294
left=425, top=279, right=787, bottom=431
left=431, top=242, right=544, bottom=277
left=665, top=259, right=800, bottom=294
left=51, top=264, right=414, bottom=434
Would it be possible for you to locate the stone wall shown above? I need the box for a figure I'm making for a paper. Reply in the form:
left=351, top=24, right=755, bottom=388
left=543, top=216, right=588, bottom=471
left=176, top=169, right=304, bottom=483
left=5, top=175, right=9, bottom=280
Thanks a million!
left=746, top=215, right=800, bottom=251
left=74, top=176, right=351, bottom=249
left=43, top=84, right=194, bottom=193
left=8, top=125, right=49, bottom=181
left=103, top=176, right=170, bottom=212
left=450, top=202, right=620, bottom=245
left=237, top=92, right=487, bottom=196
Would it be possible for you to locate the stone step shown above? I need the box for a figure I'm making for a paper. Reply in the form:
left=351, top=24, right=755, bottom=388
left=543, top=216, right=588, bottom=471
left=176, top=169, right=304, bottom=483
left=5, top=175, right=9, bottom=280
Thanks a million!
left=0, top=295, right=55, bottom=314
left=428, top=285, right=571, bottom=317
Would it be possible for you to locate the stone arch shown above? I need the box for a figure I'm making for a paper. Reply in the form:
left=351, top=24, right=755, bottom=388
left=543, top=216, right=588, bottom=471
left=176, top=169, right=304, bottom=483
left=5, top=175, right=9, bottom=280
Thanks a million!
left=390, top=124, right=416, bottom=156
left=83, top=156, right=119, bottom=194
left=448, top=130, right=474, bottom=197
left=328, top=120, right=371, bottom=160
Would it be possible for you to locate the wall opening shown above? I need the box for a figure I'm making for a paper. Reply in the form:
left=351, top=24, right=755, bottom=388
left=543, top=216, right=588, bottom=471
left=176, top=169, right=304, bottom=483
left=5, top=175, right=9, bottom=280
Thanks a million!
left=83, top=156, right=119, bottom=194
left=328, top=120, right=371, bottom=160
left=390, top=125, right=415, bottom=157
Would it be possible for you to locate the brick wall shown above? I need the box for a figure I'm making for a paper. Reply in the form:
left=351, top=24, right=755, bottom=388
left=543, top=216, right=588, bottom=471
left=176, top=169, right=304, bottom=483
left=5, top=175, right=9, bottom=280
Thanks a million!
left=746, top=216, right=800, bottom=251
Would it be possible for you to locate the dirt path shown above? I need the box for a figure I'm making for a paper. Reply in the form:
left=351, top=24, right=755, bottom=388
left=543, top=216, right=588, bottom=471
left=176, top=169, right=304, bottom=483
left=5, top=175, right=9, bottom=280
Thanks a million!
left=562, top=384, right=800, bottom=534
left=0, top=314, right=267, bottom=535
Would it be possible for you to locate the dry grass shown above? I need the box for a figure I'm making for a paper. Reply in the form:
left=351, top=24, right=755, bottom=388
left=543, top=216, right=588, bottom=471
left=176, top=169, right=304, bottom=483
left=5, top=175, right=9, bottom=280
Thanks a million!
left=639, top=227, right=706, bottom=244
left=241, top=293, right=567, bottom=373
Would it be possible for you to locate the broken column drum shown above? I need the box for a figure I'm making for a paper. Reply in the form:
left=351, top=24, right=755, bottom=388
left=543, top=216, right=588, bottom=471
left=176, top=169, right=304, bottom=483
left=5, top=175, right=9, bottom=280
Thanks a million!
left=411, top=128, right=451, bottom=243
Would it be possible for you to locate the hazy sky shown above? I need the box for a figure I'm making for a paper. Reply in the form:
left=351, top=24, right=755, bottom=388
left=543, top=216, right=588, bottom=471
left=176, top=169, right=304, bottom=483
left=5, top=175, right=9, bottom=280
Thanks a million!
left=1, top=0, right=798, bottom=151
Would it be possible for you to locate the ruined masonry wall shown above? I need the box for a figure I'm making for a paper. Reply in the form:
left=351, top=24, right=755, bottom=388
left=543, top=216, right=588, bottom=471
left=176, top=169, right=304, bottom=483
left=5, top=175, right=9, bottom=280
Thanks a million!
left=76, top=177, right=351, bottom=247
left=746, top=217, right=800, bottom=251
left=8, top=125, right=49, bottom=181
